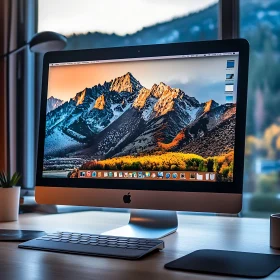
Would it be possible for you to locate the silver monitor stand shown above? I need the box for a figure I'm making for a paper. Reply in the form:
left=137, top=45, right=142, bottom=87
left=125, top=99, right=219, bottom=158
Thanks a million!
left=102, top=209, right=178, bottom=239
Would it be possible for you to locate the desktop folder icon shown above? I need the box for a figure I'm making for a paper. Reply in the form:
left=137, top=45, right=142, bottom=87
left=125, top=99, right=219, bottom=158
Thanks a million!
left=196, top=173, right=203, bottom=180
left=227, top=60, right=235, bottom=68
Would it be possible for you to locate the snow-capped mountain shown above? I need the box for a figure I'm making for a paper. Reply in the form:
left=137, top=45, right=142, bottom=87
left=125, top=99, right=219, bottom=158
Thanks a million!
left=89, top=81, right=202, bottom=158
left=46, top=73, right=141, bottom=139
left=44, top=72, right=235, bottom=160
left=46, top=96, right=64, bottom=113
left=45, top=73, right=142, bottom=156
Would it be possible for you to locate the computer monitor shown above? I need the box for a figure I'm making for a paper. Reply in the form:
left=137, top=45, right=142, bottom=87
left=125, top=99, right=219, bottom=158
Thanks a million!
left=36, top=39, right=249, bottom=238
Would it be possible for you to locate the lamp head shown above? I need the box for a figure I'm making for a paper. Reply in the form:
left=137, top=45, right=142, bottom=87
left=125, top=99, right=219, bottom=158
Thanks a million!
left=29, top=31, right=67, bottom=53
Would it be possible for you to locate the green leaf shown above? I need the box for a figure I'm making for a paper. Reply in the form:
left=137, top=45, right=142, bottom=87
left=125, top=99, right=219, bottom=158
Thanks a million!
left=0, top=171, right=21, bottom=188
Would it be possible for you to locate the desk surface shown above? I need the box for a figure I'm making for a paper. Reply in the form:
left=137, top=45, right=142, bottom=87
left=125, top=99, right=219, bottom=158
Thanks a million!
left=0, top=211, right=279, bottom=280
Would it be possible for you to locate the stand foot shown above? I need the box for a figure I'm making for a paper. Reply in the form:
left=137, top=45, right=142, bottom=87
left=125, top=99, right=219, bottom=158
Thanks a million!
left=102, top=209, right=178, bottom=239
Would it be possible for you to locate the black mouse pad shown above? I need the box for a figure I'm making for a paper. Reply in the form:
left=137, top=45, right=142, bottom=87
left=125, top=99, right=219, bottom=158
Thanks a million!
left=0, top=230, right=46, bottom=241
left=165, top=249, right=280, bottom=278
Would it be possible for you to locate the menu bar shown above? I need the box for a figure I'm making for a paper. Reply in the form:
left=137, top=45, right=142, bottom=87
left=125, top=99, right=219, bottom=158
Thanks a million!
left=50, top=52, right=239, bottom=67
left=78, top=170, right=217, bottom=182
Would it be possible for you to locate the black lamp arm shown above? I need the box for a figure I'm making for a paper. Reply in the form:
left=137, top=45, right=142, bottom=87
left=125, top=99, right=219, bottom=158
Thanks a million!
left=0, top=43, right=28, bottom=58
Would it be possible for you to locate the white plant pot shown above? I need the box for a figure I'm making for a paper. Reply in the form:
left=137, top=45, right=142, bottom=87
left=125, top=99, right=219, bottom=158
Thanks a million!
left=0, top=187, right=21, bottom=222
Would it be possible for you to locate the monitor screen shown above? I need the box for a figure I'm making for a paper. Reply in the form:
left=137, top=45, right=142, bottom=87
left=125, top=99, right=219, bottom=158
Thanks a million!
left=43, top=52, right=239, bottom=183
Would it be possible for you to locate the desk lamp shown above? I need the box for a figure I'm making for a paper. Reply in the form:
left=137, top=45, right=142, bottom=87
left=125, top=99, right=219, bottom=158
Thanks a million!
left=1, top=31, right=67, bottom=57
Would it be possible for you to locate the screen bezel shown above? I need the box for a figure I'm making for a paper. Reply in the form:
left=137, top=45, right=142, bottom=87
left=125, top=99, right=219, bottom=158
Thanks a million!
left=37, top=39, right=249, bottom=194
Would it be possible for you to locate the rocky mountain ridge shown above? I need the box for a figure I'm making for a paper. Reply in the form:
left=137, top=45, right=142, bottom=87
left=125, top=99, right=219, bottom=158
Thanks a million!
left=45, top=72, right=235, bottom=159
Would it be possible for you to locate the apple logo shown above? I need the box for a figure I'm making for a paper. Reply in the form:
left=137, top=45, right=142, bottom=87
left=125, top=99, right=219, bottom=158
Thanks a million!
left=123, top=192, right=131, bottom=204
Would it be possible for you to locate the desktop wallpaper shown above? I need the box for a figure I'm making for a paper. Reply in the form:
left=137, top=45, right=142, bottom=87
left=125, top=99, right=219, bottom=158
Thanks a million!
left=43, top=55, right=238, bottom=182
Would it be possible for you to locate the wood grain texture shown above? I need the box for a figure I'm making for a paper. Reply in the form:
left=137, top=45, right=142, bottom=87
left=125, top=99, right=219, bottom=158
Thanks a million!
left=0, top=212, right=279, bottom=280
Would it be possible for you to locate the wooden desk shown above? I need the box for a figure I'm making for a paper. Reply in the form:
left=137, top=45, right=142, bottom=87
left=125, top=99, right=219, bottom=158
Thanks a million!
left=0, top=212, right=279, bottom=280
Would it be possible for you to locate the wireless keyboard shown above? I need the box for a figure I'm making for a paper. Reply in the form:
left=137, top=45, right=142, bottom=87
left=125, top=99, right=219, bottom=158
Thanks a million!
left=18, top=232, right=164, bottom=260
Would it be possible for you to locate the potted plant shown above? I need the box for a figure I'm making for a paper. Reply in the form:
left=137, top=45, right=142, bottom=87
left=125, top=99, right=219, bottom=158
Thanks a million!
left=0, top=171, right=21, bottom=222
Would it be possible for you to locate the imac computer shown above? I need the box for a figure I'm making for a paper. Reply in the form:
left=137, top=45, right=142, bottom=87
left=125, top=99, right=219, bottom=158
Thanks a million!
left=36, top=39, right=249, bottom=238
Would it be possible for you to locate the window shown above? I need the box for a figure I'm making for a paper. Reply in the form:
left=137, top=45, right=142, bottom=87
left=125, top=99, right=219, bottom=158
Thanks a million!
left=241, top=0, right=280, bottom=216
left=38, top=0, right=218, bottom=49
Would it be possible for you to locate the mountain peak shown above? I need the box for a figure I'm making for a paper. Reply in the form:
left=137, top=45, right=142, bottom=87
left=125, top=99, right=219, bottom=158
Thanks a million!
left=204, top=99, right=219, bottom=113
left=110, top=72, right=142, bottom=93
left=93, top=94, right=105, bottom=110
left=46, top=96, right=64, bottom=113
left=125, top=71, right=133, bottom=77
left=74, top=88, right=88, bottom=105
left=153, top=86, right=181, bottom=117
left=133, top=87, right=151, bottom=110
left=150, top=82, right=170, bottom=98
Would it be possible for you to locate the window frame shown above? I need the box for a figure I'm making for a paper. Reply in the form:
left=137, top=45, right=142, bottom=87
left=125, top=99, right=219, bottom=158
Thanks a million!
left=219, top=0, right=240, bottom=39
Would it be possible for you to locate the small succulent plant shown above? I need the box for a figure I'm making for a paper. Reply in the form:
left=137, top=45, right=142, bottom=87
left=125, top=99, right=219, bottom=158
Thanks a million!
left=0, top=171, right=21, bottom=188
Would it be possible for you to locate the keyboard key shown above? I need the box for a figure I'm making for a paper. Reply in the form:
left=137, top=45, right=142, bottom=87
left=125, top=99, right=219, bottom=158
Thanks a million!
left=40, top=237, right=51, bottom=240
left=127, top=244, right=138, bottom=247
left=128, top=239, right=139, bottom=242
left=79, top=241, right=90, bottom=245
